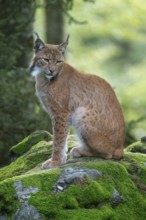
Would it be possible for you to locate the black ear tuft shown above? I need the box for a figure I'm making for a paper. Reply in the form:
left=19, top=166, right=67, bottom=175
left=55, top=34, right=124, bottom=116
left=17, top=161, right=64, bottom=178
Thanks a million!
left=34, top=32, right=45, bottom=53
left=59, top=34, right=70, bottom=56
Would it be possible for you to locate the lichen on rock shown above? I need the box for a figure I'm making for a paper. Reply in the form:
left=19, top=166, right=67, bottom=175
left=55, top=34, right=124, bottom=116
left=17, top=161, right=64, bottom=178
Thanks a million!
left=13, top=181, right=43, bottom=220
left=0, top=131, right=146, bottom=220
left=53, top=166, right=101, bottom=193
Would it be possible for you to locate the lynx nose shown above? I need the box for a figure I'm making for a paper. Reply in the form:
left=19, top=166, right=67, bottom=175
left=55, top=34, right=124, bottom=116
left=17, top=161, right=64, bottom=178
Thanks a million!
left=50, top=70, right=54, bottom=74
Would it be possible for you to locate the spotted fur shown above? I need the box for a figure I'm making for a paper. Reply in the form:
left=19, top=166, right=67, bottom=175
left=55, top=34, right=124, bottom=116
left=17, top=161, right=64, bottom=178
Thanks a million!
left=30, top=34, right=125, bottom=169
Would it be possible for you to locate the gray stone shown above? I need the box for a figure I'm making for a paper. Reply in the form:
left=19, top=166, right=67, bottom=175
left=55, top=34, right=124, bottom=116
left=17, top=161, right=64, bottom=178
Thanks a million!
left=13, top=181, right=43, bottom=220
left=56, top=185, right=64, bottom=192
left=13, top=181, right=39, bottom=202
left=111, top=189, right=125, bottom=208
left=53, top=166, right=101, bottom=193
left=13, top=204, right=42, bottom=220
left=0, top=213, right=7, bottom=220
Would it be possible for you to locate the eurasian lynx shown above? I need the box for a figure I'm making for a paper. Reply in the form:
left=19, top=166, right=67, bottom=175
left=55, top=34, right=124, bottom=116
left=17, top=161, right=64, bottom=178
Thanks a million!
left=30, top=33, right=125, bottom=169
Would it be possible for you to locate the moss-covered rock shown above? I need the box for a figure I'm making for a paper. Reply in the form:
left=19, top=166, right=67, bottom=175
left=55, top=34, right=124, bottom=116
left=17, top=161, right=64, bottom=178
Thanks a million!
left=10, top=130, right=52, bottom=156
left=126, top=140, right=146, bottom=154
left=0, top=131, right=146, bottom=220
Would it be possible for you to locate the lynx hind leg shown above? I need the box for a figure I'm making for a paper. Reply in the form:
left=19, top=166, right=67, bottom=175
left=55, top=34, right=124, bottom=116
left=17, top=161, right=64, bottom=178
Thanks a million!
left=70, top=146, right=94, bottom=158
left=84, top=130, right=124, bottom=160
left=70, top=129, right=95, bottom=158
left=84, top=131, right=116, bottom=159
left=113, top=147, right=124, bottom=160
left=72, top=124, right=113, bottom=159
left=74, top=125, right=118, bottom=160
left=70, top=107, right=96, bottom=158
left=71, top=107, right=119, bottom=160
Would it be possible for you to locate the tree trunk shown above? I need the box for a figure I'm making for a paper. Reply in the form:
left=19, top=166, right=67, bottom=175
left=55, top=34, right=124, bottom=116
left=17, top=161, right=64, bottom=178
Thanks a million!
left=0, top=0, right=35, bottom=68
left=0, top=0, right=36, bottom=165
left=45, top=0, right=64, bottom=44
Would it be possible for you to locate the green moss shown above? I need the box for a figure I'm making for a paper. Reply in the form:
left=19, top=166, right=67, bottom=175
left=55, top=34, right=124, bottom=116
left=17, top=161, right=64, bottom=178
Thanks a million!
left=0, top=178, right=20, bottom=218
left=58, top=205, right=114, bottom=220
left=24, top=168, right=115, bottom=219
left=0, top=141, right=52, bottom=182
left=24, top=160, right=146, bottom=220
left=1, top=157, right=146, bottom=219
left=1, top=132, right=146, bottom=219
left=122, top=152, right=146, bottom=186
left=0, top=169, right=60, bottom=218
left=124, top=152, right=146, bottom=166
left=126, top=141, right=146, bottom=154
left=10, top=130, right=52, bottom=156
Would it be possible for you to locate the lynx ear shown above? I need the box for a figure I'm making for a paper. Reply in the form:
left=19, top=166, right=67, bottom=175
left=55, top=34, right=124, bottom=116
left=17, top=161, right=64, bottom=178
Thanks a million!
left=34, top=32, right=45, bottom=53
left=59, top=34, right=70, bottom=55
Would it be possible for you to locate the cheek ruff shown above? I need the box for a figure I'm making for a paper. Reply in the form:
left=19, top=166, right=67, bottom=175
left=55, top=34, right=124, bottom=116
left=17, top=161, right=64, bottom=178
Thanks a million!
left=31, top=67, right=42, bottom=77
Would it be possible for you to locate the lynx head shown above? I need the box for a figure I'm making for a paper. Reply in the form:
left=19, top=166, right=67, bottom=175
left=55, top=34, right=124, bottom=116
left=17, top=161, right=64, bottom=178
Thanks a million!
left=30, top=33, right=69, bottom=80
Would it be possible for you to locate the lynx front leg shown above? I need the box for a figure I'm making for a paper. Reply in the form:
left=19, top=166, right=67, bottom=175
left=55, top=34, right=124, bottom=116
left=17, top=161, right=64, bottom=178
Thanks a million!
left=42, top=113, right=70, bottom=169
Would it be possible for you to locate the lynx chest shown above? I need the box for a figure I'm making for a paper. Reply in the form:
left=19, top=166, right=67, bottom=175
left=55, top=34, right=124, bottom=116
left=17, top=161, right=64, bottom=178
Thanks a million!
left=36, top=90, right=53, bottom=117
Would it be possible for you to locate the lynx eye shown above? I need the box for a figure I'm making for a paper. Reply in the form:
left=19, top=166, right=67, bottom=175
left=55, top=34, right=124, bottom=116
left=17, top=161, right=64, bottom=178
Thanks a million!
left=57, top=60, right=62, bottom=64
left=42, top=58, right=50, bottom=63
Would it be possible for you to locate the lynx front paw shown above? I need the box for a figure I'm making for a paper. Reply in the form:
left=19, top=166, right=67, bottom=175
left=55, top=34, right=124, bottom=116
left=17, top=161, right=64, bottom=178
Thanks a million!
left=42, top=159, right=59, bottom=170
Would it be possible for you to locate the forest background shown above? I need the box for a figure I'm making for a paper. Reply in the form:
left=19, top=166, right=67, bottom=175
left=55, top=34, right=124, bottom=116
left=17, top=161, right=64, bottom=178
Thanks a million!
left=0, top=0, right=146, bottom=166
